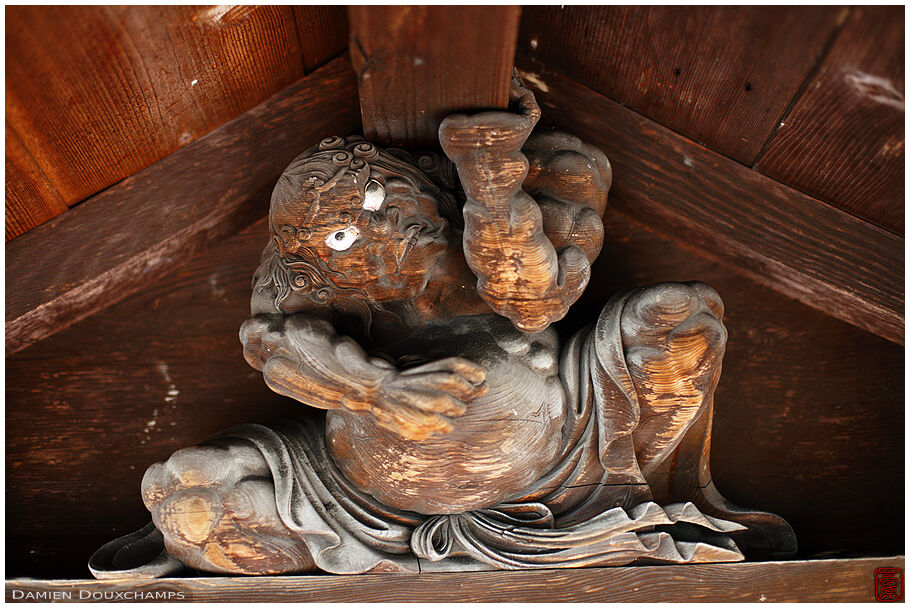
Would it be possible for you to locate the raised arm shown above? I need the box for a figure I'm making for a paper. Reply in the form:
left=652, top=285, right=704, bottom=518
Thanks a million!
left=240, top=313, right=486, bottom=441
left=439, top=75, right=599, bottom=333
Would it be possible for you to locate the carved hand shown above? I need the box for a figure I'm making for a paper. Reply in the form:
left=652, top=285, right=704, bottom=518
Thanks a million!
left=240, top=314, right=486, bottom=440
left=439, top=72, right=591, bottom=333
left=368, top=357, right=487, bottom=440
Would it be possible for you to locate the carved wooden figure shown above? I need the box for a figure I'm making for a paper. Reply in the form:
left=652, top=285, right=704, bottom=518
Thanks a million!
left=89, top=75, right=795, bottom=578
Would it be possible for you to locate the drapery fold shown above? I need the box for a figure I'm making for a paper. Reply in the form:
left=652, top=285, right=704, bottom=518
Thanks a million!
left=90, top=294, right=745, bottom=577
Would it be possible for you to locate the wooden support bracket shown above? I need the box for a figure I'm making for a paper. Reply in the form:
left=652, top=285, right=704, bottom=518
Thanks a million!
left=349, top=6, right=521, bottom=148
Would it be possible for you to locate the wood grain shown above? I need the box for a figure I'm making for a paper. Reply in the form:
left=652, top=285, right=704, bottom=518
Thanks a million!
left=439, top=81, right=609, bottom=332
left=5, top=7, right=303, bottom=208
left=567, top=217, right=905, bottom=565
left=517, top=6, right=845, bottom=164
left=5, top=56, right=361, bottom=356
left=756, top=6, right=905, bottom=235
left=293, top=6, right=349, bottom=72
left=7, top=213, right=903, bottom=578
left=5, top=121, right=68, bottom=240
left=6, top=5, right=351, bottom=241
left=6, top=557, right=904, bottom=602
left=349, top=6, right=520, bottom=148
left=517, top=54, right=904, bottom=344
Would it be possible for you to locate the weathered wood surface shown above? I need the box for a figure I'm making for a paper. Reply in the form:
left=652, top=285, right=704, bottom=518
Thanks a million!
left=5, top=56, right=361, bottom=356
left=5, top=6, right=348, bottom=240
left=7, top=213, right=903, bottom=578
left=517, top=6, right=846, bottom=164
left=756, top=6, right=905, bottom=235
left=438, top=79, right=609, bottom=332
left=132, top=123, right=767, bottom=575
left=517, top=54, right=904, bottom=345
left=349, top=6, right=520, bottom=148
left=6, top=557, right=904, bottom=602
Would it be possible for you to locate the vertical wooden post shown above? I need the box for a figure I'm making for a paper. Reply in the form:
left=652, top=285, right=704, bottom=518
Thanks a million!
left=348, top=6, right=521, bottom=149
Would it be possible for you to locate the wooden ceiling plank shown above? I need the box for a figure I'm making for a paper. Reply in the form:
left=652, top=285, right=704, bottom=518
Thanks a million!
left=5, top=6, right=306, bottom=212
left=293, top=6, right=349, bottom=73
left=5, top=121, right=69, bottom=240
left=517, top=6, right=845, bottom=165
left=755, top=6, right=905, bottom=236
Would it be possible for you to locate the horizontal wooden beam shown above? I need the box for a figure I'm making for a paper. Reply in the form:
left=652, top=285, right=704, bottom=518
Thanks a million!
left=5, top=56, right=361, bottom=356
left=517, top=54, right=904, bottom=345
left=6, top=557, right=903, bottom=602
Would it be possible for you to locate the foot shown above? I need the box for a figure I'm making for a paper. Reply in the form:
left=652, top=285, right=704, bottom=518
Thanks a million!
left=620, top=281, right=727, bottom=476
left=142, top=442, right=315, bottom=575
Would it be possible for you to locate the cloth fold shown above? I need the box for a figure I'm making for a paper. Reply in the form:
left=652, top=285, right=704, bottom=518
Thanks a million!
left=90, top=293, right=745, bottom=577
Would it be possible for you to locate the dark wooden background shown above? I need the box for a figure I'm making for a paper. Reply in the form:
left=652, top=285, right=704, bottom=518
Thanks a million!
left=5, top=6, right=904, bottom=579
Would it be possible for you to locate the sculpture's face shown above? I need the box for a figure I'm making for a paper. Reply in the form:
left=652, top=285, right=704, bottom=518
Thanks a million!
left=266, top=138, right=451, bottom=318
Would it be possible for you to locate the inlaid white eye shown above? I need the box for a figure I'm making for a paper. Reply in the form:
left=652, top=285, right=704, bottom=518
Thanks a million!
left=325, top=225, right=360, bottom=251
left=362, top=179, right=385, bottom=211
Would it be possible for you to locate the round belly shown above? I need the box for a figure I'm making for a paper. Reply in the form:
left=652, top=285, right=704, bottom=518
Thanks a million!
left=325, top=353, right=567, bottom=514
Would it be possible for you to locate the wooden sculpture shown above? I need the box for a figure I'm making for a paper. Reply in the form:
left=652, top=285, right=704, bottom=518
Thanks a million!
left=89, top=75, right=795, bottom=578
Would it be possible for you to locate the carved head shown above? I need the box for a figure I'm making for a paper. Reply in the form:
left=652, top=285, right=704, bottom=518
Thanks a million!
left=259, top=136, right=460, bottom=332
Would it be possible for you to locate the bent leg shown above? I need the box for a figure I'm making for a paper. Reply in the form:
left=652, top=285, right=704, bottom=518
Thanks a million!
left=142, top=441, right=316, bottom=575
left=619, top=281, right=796, bottom=558
left=621, top=281, right=726, bottom=478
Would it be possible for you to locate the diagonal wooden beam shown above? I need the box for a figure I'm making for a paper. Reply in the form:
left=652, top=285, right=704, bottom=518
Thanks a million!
left=9, top=52, right=901, bottom=352
left=5, top=57, right=361, bottom=356
left=349, top=6, right=520, bottom=149
left=516, top=54, right=904, bottom=344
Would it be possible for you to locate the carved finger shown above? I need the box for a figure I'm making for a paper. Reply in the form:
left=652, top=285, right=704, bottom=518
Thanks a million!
left=370, top=403, right=454, bottom=441
left=555, top=244, right=591, bottom=294
left=395, top=388, right=468, bottom=417
left=399, top=357, right=487, bottom=385
left=509, top=84, right=541, bottom=127
left=510, top=67, right=527, bottom=98
left=239, top=316, right=285, bottom=370
left=403, top=372, right=488, bottom=403
left=419, top=392, right=468, bottom=417
left=439, top=111, right=535, bottom=154
left=261, top=357, right=313, bottom=406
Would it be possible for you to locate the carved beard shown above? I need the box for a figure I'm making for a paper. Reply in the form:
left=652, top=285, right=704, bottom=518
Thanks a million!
left=260, top=249, right=375, bottom=337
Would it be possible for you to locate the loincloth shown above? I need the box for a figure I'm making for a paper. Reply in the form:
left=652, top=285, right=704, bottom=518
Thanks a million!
left=214, top=291, right=745, bottom=573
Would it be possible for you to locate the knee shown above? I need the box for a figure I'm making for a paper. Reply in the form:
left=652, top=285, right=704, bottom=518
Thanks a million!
left=141, top=443, right=267, bottom=512
left=627, top=282, right=723, bottom=325
left=619, top=282, right=727, bottom=353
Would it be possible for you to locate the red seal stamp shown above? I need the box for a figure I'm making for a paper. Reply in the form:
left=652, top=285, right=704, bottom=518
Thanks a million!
left=875, top=567, right=903, bottom=602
